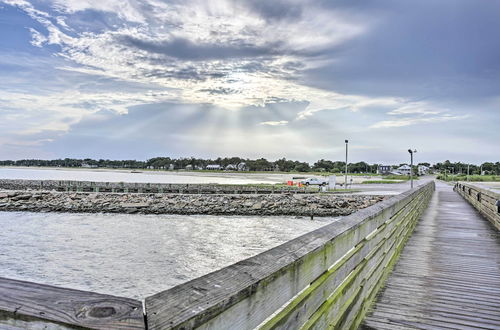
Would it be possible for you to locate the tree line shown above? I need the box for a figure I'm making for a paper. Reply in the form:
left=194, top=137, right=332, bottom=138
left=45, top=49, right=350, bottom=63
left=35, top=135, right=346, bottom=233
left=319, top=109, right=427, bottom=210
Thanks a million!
left=0, top=157, right=498, bottom=174
left=432, top=160, right=500, bottom=175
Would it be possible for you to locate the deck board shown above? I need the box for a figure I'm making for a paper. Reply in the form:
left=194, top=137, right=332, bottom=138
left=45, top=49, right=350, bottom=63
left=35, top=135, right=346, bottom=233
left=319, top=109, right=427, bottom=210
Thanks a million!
left=362, top=181, right=500, bottom=330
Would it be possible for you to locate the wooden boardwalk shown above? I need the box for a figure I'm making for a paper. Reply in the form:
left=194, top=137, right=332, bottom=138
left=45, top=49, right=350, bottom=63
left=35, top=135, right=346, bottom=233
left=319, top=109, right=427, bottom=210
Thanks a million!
left=362, top=181, right=500, bottom=329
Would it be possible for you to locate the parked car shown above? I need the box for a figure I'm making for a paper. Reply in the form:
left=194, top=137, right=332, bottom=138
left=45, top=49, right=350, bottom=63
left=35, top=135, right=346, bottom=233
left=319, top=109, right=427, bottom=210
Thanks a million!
left=301, top=177, right=328, bottom=186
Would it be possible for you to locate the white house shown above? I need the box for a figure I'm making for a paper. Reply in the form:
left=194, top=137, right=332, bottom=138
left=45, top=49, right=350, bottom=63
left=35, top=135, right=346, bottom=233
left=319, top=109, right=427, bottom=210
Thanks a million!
left=206, top=164, right=221, bottom=170
left=81, top=163, right=98, bottom=168
left=418, top=165, right=430, bottom=176
left=396, top=165, right=412, bottom=176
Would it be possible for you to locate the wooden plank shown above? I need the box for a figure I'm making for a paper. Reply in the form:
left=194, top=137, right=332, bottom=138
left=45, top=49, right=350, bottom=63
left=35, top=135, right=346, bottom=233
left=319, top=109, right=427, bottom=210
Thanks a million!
left=145, top=183, right=434, bottom=329
left=0, top=277, right=145, bottom=329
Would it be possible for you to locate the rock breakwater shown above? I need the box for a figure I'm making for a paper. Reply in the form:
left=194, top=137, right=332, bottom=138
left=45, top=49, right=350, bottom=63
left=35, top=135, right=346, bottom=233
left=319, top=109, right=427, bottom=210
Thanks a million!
left=0, top=190, right=386, bottom=216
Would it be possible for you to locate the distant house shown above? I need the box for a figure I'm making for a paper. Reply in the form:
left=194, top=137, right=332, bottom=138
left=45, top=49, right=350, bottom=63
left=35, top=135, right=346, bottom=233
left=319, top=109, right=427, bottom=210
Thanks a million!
left=225, top=164, right=237, bottom=171
left=185, top=165, right=193, bottom=170
left=396, top=165, right=412, bottom=176
left=81, top=163, right=98, bottom=168
left=168, top=164, right=175, bottom=170
left=377, top=165, right=392, bottom=175
left=418, top=165, right=430, bottom=176
left=206, top=164, right=222, bottom=170
left=237, top=162, right=249, bottom=171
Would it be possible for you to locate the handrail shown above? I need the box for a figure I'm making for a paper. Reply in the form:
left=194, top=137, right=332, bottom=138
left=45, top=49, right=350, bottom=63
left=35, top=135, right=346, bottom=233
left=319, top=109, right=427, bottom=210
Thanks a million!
left=0, top=277, right=144, bottom=329
left=455, top=182, right=500, bottom=230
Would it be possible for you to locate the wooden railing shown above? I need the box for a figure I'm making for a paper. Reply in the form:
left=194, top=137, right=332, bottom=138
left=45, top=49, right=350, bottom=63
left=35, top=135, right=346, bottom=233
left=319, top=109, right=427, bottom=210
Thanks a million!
left=0, top=182, right=434, bottom=329
left=455, top=182, right=500, bottom=230
left=145, top=181, right=434, bottom=329
left=0, top=277, right=144, bottom=329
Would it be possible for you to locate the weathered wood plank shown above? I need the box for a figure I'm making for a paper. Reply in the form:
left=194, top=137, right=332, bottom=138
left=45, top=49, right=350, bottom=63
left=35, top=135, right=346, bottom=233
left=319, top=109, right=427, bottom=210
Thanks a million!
left=0, top=277, right=145, bottom=329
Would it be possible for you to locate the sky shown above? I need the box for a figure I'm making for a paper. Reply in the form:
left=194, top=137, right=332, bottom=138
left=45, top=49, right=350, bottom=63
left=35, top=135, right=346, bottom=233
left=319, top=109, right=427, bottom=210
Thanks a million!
left=0, top=0, right=499, bottom=164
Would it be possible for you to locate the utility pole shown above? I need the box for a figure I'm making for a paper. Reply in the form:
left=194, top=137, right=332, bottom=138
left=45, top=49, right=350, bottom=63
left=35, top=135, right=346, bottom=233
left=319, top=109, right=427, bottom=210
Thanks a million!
left=467, top=164, right=470, bottom=182
left=345, top=140, right=349, bottom=189
left=408, top=149, right=417, bottom=189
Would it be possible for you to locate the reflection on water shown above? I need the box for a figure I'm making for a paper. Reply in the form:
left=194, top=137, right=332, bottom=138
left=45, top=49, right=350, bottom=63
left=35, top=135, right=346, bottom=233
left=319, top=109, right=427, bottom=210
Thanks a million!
left=0, top=211, right=335, bottom=299
left=0, top=167, right=285, bottom=184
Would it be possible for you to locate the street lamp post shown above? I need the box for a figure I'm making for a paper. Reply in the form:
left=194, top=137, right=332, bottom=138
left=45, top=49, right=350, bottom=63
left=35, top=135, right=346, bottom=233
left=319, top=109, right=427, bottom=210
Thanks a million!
left=345, top=140, right=348, bottom=189
left=408, top=149, right=417, bottom=189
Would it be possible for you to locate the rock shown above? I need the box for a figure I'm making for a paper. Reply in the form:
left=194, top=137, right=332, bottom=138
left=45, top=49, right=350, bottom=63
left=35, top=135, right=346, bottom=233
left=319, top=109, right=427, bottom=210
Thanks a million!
left=11, top=194, right=32, bottom=201
left=251, top=202, right=263, bottom=210
left=121, top=202, right=149, bottom=208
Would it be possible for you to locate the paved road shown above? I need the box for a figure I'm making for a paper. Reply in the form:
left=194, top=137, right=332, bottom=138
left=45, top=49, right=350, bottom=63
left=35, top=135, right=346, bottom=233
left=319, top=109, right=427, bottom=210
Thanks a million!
left=362, top=180, right=500, bottom=329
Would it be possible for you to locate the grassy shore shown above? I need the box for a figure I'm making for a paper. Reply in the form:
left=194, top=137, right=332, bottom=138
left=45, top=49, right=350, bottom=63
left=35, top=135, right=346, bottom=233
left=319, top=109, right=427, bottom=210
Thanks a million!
left=360, top=175, right=418, bottom=184
left=361, top=180, right=404, bottom=184
left=437, top=174, right=500, bottom=182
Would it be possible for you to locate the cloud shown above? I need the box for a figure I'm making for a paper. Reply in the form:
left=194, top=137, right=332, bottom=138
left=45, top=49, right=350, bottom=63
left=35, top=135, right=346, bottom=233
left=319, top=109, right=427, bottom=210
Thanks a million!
left=259, top=120, right=288, bottom=126
left=300, top=1, right=500, bottom=101
left=28, top=28, right=47, bottom=47
left=120, top=36, right=284, bottom=61
left=387, top=102, right=445, bottom=116
left=1, top=0, right=370, bottom=112
left=370, top=114, right=469, bottom=129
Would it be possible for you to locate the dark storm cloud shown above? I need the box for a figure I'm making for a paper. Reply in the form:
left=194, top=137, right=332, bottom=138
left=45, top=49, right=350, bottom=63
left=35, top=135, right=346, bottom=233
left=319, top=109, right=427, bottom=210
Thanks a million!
left=242, top=0, right=303, bottom=22
left=302, top=0, right=500, bottom=101
left=120, top=36, right=284, bottom=61
left=199, top=87, right=241, bottom=95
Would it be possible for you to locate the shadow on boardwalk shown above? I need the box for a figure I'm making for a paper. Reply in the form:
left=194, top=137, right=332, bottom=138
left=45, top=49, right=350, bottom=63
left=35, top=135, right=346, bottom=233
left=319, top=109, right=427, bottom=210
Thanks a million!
left=362, top=181, right=500, bottom=329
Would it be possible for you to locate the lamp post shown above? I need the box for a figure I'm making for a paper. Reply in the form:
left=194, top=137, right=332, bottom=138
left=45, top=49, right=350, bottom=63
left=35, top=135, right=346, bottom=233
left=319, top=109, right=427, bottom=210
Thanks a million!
left=345, top=140, right=348, bottom=189
left=408, top=149, right=417, bottom=189
left=467, top=164, right=470, bottom=182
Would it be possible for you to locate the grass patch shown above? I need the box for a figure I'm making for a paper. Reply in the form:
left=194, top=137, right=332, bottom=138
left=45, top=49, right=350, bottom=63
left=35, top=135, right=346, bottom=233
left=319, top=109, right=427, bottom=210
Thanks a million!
left=382, top=175, right=418, bottom=180
left=437, top=174, right=500, bottom=182
left=361, top=180, right=404, bottom=184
